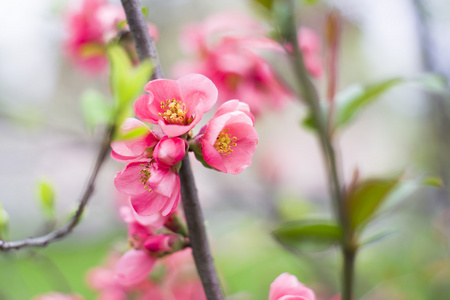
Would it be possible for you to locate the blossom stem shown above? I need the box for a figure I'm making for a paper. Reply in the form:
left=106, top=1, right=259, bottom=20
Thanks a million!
left=0, top=125, right=114, bottom=250
left=281, top=1, right=355, bottom=299
left=120, top=1, right=224, bottom=299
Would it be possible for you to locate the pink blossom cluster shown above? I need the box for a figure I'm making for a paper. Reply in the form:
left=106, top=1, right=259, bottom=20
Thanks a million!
left=65, top=0, right=158, bottom=73
left=84, top=204, right=205, bottom=299
left=93, top=249, right=206, bottom=300
left=174, top=12, right=323, bottom=116
left=111, top=73, right=257, bottom=286
left=113, top=73, right=258, bottom=219
left=34, top=247, right=205, bottom=300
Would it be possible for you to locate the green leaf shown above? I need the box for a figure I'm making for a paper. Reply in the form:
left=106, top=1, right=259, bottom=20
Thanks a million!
left=300, top=106, right=328, bottom=131
left=273, top=220, right=342, bottom=252
left=253, top=0, right=275, bottom=11
left=114, top=126, right=148, bottom=141
left=116, top=20, right=127, bottom=30
left=36, top=179, right=56, bottom=219
left=347, top=177, right=399, bottom=231
left=107, top=45, right=153, bottom=126
left=81, top=89, right=113, bottom=129
left=0, top=204, right=9, bottom=240
left=379, top=176, right=442, bottom=214
left=303, top=0, right=320, bottom=4
left=422, top=176, right=443, bottom=187
left=301, top=111, right=316, bottom=130
left=141, top=7, right=149, bottom=18
left=335, top=78, right=403, bottom=128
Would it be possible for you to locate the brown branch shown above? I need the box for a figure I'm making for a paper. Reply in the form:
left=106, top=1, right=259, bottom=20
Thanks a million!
left=120, top=1, right=224, bottom=299
left=120, top=0, right=164, bottom=80
left=179, top=155, right=224, bottom=300
left=0, top=125, right=113, bottom=250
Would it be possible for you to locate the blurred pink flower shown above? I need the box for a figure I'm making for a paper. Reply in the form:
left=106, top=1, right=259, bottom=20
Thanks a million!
left=114, top=161, right=181, bottom=216
left=298, top=28, right=323, bottom=78
left=196, top=100, right=258, bottom=174
left=175, top=34, right=290, bottom=116
left=174, top=12, right=292, bottom=116
left=65, top=0, right=124, bottom=73
left=269, top=273, right=316, bottom=300
left=111, top=118, right=160, bottom=163
left=134, top=73, right=218, bottom=137
left=65, top=0, right=159, bottom=73
left=157, top=248, right=207, bottom=300
left=115, top=249, right=157, bottom=286
left=180, top=12, right=268, bottom=55
left=120, top=205, right=166, bottom=229
left=175, top=13, right=324, bottom=116
left=33, top=293, right=84, bottom=300
left=153, top=136, right=188, bottom=168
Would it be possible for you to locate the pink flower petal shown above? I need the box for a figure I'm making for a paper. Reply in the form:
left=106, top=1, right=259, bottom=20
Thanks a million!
left=114, top=161, right=152, bottom=196
left=177, top=73, right=218, bottom=115
left=160, top=176, right=181, bottom=216
left=214, top=100, right=255, bottom=125
left=144, top=78, right=181, bottom=102
left=134, top=94, right=158, bottom=123
left=110, top=118, right=157, bottom=160
left=115, top=249, right=156, bottom=286
left=269, top=273, right=316, bottom=300
left=130, top=192, right=168, bottom=216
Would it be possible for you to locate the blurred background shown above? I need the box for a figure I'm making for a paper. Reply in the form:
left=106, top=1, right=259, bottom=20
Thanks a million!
left=1, top=0, right=450, bottom=299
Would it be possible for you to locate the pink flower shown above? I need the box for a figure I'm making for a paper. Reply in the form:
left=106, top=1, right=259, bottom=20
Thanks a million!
left=213, top=99, right=255, bottom=125
left=115, top=249, right=157, bottom=286
left=119, top=205, right=166, bottom=229
left=114, top=161, right=181, bottom=216
left=196, top=100, right=258, bottom=174
left=65, top=0, right=159, bottom=73
left=89, top=248, right=205, bottom=300
left=153, top=136, right=188, bottom=168
left=269, top=273, right=316, bottom=300
left=159, top=248, right=207, bottom=300
left=65, top=0, right=124, bottom=73
left=111, top=118, right=160, bottom=162
left=175, top=34, right=292, bottom=116
left=134, top=73, right=218, bottom=137
left=180, top=12, right=267, bottom=55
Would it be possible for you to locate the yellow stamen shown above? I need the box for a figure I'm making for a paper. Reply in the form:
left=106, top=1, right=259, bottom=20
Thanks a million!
left=158, top=98, right=192, bottom=125
left=139, top=163, right=153, bottom=192
left=214, top=129, right=238, bottom=155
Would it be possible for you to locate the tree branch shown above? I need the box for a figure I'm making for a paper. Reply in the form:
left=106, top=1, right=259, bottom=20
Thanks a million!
left=120, top=0, right=164, bottom=79
left=0, top=125, right=113, bottom=250
left=120, top=1, right=224, bottom=299
left=179, top=155, right=224, bottom=300
left=281, top=1, right=354, bottom=299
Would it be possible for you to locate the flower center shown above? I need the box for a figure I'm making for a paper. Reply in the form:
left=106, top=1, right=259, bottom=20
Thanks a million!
left=139, top=163, right=153, bottom=192
left=214, top=129, right=237, bottom=155
left=158, top=98, right=192, bottom=125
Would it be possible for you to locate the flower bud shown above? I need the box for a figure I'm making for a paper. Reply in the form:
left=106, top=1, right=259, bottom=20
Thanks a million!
left=153, top=136, right=188, bottom=168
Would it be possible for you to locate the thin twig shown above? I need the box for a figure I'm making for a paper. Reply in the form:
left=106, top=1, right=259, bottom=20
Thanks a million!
left=120, top=1, right=224, bottom=299
left=282, top=1, right=354, bottom=299
left=0, top=125, right=114, bottom=250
